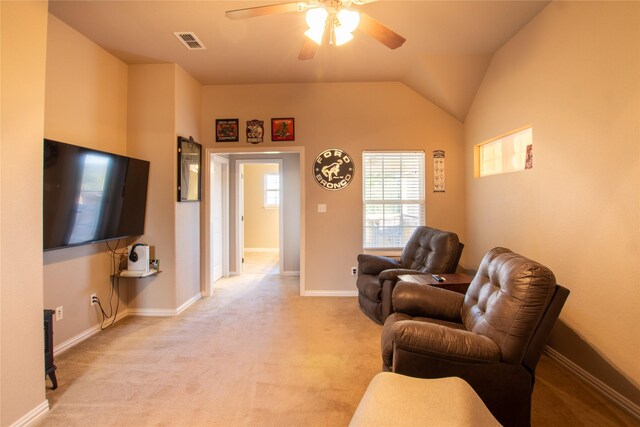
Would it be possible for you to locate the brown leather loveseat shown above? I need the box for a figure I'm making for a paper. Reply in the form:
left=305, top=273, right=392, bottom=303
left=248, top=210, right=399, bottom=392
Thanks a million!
left=356, top=226, right=463, bottom=324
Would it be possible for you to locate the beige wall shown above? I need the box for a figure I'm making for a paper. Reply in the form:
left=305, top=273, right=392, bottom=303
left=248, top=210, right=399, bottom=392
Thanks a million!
left=43, top=14, right=130, bottom=347
left=1, top=2, right=49, bottom=425
left=465, top=0, right=640, bottom=395
left=244, top=163, right=280, bottom=250
left=127, top=64, right=178, bottom=311
left=127, top=63, right=202, bottom=312
left=202, top=83, right=465, bottom=293
left=175, top=65, right=202, bottom=307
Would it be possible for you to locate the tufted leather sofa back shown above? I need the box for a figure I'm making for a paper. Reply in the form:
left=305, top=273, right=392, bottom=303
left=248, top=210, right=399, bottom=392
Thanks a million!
left=461, top=247, right=556, bottom=364
left=400, top=227, right=461, bottom=274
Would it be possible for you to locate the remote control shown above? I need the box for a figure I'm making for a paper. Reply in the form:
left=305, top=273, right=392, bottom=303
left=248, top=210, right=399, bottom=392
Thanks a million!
left=432, top=274, right=446, bottom=282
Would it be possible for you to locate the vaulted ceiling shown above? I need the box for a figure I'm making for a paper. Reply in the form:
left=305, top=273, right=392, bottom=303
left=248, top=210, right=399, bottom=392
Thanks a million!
left=48, top=1, right=550, bottom=121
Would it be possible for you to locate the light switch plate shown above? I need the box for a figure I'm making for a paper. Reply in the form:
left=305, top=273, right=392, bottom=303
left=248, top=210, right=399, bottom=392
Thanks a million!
left=318, top=204, right=326, bottom=213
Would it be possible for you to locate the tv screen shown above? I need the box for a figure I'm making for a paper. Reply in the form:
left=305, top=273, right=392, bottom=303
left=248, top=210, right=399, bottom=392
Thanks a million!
left=43, top=139, right=150, bottom=251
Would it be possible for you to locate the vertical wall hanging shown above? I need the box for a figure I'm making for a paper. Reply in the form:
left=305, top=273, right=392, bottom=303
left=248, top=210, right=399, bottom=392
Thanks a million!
left=433, top=150, right=445, bottom=193
left=177, top=136, right=202, bottom=201
left=525, top=144, right=533, bottom=170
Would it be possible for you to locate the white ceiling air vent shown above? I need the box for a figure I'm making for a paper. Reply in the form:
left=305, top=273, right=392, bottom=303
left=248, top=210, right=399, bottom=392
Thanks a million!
left=174, top=32, right=206, bottom=50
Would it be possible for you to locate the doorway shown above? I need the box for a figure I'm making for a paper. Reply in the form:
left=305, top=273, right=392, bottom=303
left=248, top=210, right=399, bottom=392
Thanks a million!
left=202, top=146, right=304, bottom=298
left=237, top=160, right=282, bottom=275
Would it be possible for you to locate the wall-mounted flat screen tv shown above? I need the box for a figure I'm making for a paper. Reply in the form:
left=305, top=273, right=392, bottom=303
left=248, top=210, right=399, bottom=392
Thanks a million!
left=43, top=139, right=150, bottom=251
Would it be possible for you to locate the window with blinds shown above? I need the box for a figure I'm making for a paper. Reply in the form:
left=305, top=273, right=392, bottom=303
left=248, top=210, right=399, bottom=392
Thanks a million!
left=264, top=173, right=280, bottom=208
left=363, top=151, right=425, bottom=249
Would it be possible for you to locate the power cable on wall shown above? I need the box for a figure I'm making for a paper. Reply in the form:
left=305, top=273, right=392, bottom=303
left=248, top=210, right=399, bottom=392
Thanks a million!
left=93, top=240, right=126, bottom=330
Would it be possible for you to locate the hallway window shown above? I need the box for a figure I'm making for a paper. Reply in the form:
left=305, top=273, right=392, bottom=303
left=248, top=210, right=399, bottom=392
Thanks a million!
left=264, top=173, right=280, bottom=208
left=477, top=127, right=533, bottom=177
left=363, top=151, right=425, bottom=249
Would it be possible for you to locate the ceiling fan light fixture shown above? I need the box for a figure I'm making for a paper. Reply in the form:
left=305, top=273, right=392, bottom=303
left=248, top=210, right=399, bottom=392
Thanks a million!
left=336, top=9, right=360, bottom=33
left=306, top=7, right=328, bottom=29
left=333, top=26, right=353, bottom=46
left=304, top=26, right=325, bottom=45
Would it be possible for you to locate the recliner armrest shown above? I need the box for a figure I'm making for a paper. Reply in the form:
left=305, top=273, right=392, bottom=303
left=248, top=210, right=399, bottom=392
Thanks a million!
left=392, top=282, right=464, bottom=322
left=357, top=254, right=400, bottom=275
left=384, top=320, right=501, bottom=365
left=378, top=268, right=424, bottom=281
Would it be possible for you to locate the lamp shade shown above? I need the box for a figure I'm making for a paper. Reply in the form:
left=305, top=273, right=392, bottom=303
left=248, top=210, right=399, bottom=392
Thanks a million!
left=306, top=7, right=328, bottom=29
left=305, top=26, right=325, bottom=44
left=336, top=9, right=360, bottom=33
left=333, top=26, right=354, bottom=46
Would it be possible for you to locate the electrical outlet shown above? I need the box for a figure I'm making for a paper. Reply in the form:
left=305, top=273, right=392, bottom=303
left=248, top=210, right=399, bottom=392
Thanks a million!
left=55, top=306, right=63, bottom=321
left=351, top=267, right=357, bottom=276
left=90, top=293, right=97, bottom=306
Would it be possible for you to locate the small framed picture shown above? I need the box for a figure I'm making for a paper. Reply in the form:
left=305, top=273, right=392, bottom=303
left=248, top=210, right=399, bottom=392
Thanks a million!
left=215, top=119, right=239, bottom=142
left=271, top=118, right=295, bottom=141
left=246, top=119, right=264, bottom=144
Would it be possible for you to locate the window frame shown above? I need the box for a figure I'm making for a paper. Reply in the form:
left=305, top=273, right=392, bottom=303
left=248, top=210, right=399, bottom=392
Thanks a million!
left=362, top=150, right=425, bottom=251
left=263, top=172, right=280, bottom=209
left=476, top=127, right=533, bottom=177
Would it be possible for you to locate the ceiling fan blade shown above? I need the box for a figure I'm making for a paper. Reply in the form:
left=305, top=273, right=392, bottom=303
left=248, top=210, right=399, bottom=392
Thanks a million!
left=226, top=2, right=304, bottom=20
left=357, top=12, right=406, bottom=50
left=298, top=38, right=318, bottom=60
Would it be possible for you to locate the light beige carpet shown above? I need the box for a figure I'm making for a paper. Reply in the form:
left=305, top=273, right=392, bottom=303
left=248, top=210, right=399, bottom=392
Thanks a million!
left=39, top=253, right=637, bottom=426
left=40, top=266, right=381, bottom=426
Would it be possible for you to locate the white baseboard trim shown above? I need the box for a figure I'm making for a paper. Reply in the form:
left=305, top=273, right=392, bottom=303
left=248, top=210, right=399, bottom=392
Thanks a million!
left=54, top=309, right=130, bottom=356
left=280, top=270, right=300, bottom=276
left=302, top=290, right=358, bottom=297
left=244, top=248, right=279, bottom=252
left=126, top=308, right=177, bottom=316
left=128, top=293, right=201, bottom=317
left=176, top=293, right=201, bottom=314
left=544, top=347, right=640, bottom=421
left=10, top=399, right=48, bottom=427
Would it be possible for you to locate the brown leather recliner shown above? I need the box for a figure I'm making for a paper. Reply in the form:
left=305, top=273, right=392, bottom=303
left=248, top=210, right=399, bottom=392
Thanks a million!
left=381, top=247, right=570, bottom=427
left=356, top=226, right=463, bottom=324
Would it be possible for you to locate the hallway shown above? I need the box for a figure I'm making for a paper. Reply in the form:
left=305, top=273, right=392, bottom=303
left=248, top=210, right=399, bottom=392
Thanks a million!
left=242, top=250, right=279, bottom=275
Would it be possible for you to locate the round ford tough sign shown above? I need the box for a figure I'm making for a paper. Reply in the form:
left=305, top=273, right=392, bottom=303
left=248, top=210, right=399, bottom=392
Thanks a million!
left=314, top=149, right=354, bottom=190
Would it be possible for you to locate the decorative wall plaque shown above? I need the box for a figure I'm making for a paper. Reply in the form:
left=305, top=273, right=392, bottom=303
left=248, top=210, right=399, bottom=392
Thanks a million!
left=246, top=119, right=264, bottom=144
left=433, top=150, right=445, bottom=192
left=271, top=118, right=295, bottom=141
left=215, top=119, right=239, bottom=142
left=525, top=144, right=533, bottom=169
left=313, top=149, right=354, bottom=191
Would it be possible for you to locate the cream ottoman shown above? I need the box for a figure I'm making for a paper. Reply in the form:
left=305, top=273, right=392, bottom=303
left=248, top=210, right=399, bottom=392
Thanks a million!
left=350, top=373, right=501, bottom=427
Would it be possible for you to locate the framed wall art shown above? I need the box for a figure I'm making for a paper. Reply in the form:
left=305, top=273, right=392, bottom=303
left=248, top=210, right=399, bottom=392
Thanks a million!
left=215, top=119, right=239, bottom=142
left=271, top=117, right=295, bottom=141
left=433, top=150, right=445, bottom=193
left=177, top=136, right=201, bottom=202
left=246, top=119, right=264, bottom=144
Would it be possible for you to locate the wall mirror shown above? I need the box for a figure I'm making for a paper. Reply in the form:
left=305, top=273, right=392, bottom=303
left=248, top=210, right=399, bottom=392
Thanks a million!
left=177, top=136, right=201, bottom=202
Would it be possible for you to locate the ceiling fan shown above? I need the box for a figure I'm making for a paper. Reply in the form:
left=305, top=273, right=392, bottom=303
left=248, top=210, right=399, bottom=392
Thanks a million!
left=225, top=1, right=406, bottom=60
